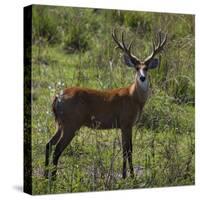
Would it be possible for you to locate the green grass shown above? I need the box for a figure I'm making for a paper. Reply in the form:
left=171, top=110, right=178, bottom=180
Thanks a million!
left=30, top=5, right=195, bottom=195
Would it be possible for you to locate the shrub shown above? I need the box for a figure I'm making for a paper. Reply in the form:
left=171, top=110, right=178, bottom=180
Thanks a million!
left=32, top=5, right=63, bottom=44
left=123, top=12, right=153, bottom=33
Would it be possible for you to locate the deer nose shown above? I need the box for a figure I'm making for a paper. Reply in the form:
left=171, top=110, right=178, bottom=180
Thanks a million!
left=140, top=76, right=146, bottom=82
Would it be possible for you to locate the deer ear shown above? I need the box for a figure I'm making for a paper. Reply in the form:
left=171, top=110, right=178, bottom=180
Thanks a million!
left=148, top=58, right=159, bottom=69
left=123, top=54, right=136, bottom=68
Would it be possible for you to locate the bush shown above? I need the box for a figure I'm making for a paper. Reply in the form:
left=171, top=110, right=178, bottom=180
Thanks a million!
left=63, top=26, right=90, bottom=53
left=32, top=5, right=63, bottom=44
left=123, top=12, right=153, bottom=33
left=140, top=90, right=194, bottom=133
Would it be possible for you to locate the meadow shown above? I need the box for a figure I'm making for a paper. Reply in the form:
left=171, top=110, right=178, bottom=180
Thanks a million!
left=30, top=5, right=195, bottom=194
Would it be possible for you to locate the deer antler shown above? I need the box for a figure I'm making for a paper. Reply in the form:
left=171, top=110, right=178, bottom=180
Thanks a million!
left=112, top=29, right=140, bottom=64
left=144, top=31, right=167, bottom=64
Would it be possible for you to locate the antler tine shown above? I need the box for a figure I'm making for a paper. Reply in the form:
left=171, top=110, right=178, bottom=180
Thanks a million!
left=152, top=39, right=156, bottom=51
left=112, top=29, right=128, bottom=53
left=121, top=31, right=128, bottom=53
left=122, top=32, right=140, bottom=62
left=157, top=32, right=167, bottom=51
left=122, top=31, right=137, bottom=59
left=161, top=33, right=167, bottom=46
left=112, top=29, right=140, bottom=64
left=158, top=31, right=162, bottom=47
left=128, top=40, right=133, bottom=52
left=144, top=31, right=167, bottom=63
left=112, top=29, right=124, bottom=51
left=154, top=31, right=161, bottom=50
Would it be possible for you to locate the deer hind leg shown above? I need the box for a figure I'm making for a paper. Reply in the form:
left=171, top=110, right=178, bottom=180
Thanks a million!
left=44, top=127, right=62, bottom=178
left=121, top=127, right=133, bottom=178
left=51, top=125, right=79, bottom=178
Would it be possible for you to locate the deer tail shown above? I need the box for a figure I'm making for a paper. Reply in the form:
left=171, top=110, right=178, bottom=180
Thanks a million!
left=52, top=96, right=59, bottom=123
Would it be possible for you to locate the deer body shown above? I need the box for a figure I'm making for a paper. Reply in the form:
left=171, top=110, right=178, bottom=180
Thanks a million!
left=54, top=78, right=148, bottom=130
left=45, top=30, right=167, bottom=179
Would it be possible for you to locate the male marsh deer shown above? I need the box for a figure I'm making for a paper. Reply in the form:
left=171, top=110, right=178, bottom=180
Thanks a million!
left=45, top=30, right=167, bottom=179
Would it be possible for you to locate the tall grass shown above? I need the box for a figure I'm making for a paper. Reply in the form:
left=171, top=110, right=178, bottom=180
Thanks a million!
left=30, top=5, right=195, bottom=194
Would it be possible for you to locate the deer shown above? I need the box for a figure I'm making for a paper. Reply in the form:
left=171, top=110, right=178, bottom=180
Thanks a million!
left=44, top=29, right=167, bottom=179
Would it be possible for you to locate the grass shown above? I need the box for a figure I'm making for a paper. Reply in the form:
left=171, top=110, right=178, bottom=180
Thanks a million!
left=30, top=5, right=195, bottom=195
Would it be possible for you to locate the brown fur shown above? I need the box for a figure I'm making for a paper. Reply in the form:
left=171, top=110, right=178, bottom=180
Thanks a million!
left=52, top=82, right=146, bottom=130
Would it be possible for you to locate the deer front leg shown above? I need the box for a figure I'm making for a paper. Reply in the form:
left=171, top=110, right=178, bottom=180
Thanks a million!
left=127, top=133, right=134, bottom=177
left=121, top=126, right=133, bottom=178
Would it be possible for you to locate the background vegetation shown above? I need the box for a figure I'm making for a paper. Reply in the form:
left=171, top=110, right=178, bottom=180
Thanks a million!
left=31, top=5, right=195, bottom=194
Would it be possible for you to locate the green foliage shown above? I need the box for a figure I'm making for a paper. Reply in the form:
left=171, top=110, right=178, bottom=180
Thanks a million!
left=123, top=11, right=153, bottom=32
left=30, top=5, right=195, bottom=194
left=32, top=6, right=63, bottom=44
left=61, top=8, right=94, bottom=53
left=140, top=90, right=194, bottom=133
left=63, top=26, right=89, bottom=53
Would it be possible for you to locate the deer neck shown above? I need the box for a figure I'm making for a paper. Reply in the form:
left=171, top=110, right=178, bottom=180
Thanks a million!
left=129, top=75, right=149, bottom=105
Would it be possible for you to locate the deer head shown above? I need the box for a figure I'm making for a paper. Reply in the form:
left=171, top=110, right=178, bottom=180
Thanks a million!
left=112, top=30, right=167, bottom=84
